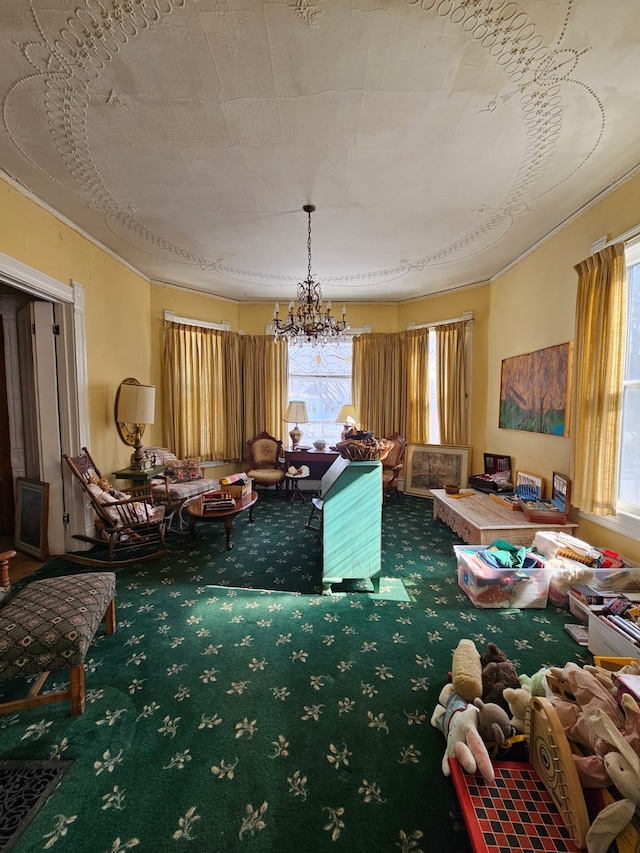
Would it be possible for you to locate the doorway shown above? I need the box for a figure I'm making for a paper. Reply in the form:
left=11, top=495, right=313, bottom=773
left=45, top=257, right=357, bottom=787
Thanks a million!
left=0, top=259, right=90, bottom=558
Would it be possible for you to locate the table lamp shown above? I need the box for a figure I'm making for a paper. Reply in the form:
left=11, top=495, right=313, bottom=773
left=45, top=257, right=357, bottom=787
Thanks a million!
left=284, top=400, right=309, bottom=449
left=336, top=404, right=358, bottom=441
left=116, top=380, right=156, bottom=470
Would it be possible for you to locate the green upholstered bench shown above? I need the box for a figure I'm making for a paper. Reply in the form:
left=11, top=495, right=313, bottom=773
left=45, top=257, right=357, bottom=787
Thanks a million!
left=0, top=558, right=116, bottom=716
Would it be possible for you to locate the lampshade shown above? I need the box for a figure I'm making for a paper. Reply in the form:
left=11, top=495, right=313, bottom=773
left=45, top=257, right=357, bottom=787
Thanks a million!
left=336, top=404, right=358, bottom=426
left=284, top=400, right=309, bottom=425
left=117, top=382, right=156, bottom=425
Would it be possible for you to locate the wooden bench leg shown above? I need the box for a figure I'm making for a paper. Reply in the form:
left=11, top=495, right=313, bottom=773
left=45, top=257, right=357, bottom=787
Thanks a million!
left=69, top=665, right=85, bottom=716
left=103, top=597, right=116, bottom=635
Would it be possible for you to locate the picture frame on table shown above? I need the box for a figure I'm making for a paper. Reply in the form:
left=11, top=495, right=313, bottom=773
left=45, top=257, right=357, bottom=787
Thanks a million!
left=404, top=444, right=471, bottom=498
left=15, top=477, right=49, bottom=560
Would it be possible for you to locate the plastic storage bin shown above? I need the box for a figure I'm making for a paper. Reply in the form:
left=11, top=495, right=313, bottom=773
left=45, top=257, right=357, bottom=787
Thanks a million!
left=454, top=545, right=550, bottom=609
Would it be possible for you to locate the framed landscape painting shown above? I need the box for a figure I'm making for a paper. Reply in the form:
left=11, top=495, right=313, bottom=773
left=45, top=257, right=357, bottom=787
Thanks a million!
left=404, top=444, right=471, bottom=498
left=499, top=342, right=573, bottom=436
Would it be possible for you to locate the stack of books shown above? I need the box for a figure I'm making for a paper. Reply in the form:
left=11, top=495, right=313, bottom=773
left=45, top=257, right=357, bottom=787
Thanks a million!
left=202, top=491, right=235, bottom=511
left=570, top=584, right=608, bottom=606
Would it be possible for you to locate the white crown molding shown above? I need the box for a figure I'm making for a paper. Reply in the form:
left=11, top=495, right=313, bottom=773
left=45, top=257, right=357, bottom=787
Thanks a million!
left=0, top=169, right=150, bottom=284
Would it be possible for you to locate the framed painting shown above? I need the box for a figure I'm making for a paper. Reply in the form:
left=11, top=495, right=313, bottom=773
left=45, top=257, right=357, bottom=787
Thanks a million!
left=404, top=444, right=471, bottom=498
left=15, top=478, right=49, bottom=560
left=499, top=342, right=573, bottom=436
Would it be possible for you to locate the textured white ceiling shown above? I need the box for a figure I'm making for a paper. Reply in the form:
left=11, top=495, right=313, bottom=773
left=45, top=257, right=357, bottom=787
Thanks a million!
left=1, top=0, right=639, bottom=303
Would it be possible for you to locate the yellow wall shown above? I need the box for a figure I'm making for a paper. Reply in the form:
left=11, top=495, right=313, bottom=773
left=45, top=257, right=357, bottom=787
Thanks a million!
left=0, top=176, right=154, bottom=474
left=486, top=171, right=640, bottom=561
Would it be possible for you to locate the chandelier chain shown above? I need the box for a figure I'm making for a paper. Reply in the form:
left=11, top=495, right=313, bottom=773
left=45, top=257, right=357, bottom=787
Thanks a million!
left=272, top=205, right=349, bottom=346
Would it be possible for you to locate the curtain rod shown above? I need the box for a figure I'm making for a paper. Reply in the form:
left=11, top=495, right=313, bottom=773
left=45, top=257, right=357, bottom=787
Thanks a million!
left=406, top=310, right=473, bottom=331
left=163, top=309, right=231, bottom=331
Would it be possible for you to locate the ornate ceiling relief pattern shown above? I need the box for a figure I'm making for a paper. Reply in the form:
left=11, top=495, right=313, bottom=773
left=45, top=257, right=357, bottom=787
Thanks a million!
left=0, top=0, right=617, bottom=298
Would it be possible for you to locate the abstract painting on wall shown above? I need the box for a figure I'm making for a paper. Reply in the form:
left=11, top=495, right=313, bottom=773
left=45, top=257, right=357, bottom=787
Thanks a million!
left=499, top=342, right=573, bottom=436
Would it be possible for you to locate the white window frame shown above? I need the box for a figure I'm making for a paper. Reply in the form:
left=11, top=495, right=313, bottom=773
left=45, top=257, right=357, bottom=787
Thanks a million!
left=578, top=234, right=640, bottom=541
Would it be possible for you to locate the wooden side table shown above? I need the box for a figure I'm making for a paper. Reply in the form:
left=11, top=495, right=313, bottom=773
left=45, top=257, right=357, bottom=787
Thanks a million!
left=285, top=471, right=309, bottom=503
left=186, top=492, right=258, bottom=550
left=112, top=465, right=166, bottom=487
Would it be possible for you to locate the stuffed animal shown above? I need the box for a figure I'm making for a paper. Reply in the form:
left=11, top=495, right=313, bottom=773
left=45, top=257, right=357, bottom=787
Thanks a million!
left=585, top=695, right=640, bottom=853
left=430, top=684, right=497, bottom=783
left=451, top=638, right=483, bottom=703
left=503, top=683, right=532, bottom=733
left=474, top=697, right=513, bottom=746
left=519, top=666, right=551, bottom=697
left=480, top=642, right=520, bottom=711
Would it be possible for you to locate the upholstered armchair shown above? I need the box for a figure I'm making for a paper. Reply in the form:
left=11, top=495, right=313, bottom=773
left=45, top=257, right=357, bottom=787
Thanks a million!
left=247, top=431, right=286, bottom=491
left=382, top=433, right=407, bottom=500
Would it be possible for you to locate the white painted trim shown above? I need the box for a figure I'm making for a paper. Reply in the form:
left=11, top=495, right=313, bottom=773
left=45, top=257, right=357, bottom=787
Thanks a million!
left=579, top=509, right=640, bottom=543
left=0, top=254, right=90, bottom=554
left=164, top=309, right=231, bottom=331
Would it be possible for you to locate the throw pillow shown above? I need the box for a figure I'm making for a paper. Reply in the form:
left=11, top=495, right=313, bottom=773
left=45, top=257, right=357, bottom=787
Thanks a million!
left=166, top=457, right=203, bottom=482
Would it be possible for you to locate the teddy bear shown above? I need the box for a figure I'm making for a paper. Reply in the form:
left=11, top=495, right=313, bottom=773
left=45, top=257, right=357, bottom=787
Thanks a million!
left=431, top=683, right=513, bottom=783
left=503, top=683, right=532, bottom=733
left=480, top=642, right=520, bottom=712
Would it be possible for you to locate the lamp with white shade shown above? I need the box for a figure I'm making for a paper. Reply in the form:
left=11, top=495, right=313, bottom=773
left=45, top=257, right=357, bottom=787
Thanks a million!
left=116, top=380, right=156, bottom=470
left=283, top=400, right=309, bottom=450
left=336, top=404, right=358, bottom=441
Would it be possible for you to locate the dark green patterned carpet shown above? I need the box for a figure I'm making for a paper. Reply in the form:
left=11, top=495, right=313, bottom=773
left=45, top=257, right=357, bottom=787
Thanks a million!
left=0, top=494, right=589, bottom=852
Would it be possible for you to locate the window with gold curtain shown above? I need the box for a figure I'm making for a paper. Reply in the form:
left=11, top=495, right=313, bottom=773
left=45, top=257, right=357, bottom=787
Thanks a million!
left=570, top=243, right=626, bottom=515
left=163, top=322, right=288, bottom=461
left=436, top=320, right=469, bottom=446
left=352, top=328, right=430, bottom=443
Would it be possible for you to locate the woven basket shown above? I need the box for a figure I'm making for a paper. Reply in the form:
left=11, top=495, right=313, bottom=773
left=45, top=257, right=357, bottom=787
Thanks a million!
left=335, top=437, right=393, bottom=461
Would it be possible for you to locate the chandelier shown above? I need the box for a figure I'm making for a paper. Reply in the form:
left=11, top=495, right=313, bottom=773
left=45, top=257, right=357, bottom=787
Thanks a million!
left=273, top=204, right=349, bottom=345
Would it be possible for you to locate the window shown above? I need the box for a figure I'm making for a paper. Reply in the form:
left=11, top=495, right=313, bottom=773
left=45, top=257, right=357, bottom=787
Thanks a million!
left=288, top=341, right=352, bottom=446
left=618, top=238, right=640, bottom=516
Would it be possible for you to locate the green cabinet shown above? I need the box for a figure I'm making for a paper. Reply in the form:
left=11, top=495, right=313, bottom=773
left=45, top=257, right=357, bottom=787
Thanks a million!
left=321, top=458, right=383, bottom=594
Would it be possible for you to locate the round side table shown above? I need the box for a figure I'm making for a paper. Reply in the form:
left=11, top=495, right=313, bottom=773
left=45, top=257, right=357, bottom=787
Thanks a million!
left=285, top=471, right=309, bottom=503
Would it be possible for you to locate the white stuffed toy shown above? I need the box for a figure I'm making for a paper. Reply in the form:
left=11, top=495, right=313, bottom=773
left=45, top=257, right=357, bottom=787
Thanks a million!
left=585, top=695, right=640, bottom=853
left=431, top=683, right=496, bottom=783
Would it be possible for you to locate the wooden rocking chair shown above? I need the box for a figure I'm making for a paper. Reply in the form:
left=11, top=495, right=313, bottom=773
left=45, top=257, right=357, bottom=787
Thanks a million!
left=63, top=448, right=169, bottom=567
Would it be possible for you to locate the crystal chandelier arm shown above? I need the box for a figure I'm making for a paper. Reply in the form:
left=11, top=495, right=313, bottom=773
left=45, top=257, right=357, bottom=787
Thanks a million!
left=272, top=204, right=349, bottom=345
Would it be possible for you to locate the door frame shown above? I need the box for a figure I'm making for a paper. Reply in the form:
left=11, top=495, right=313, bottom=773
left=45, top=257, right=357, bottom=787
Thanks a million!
left=0, top=251, right=90, bottom=555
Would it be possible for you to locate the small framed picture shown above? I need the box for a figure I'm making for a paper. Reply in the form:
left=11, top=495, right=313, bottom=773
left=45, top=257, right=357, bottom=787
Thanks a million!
left=404, top=444, right=471, bottom=498
left=15, top=478, right=49, bottom=561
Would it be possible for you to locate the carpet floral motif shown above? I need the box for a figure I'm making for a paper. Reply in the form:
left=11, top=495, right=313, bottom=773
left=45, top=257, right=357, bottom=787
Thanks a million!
left=0, top=496, right=587, bottom=852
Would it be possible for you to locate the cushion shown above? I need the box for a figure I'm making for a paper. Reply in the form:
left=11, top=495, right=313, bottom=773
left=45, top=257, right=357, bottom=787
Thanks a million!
left=0, top=572, right=116, bottom=679
left=165, top=457, right=203, bottom=483
left=87, top=483, right=155, bottom=525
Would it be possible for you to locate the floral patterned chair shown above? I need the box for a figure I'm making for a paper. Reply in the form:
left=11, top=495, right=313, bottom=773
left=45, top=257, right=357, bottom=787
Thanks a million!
left=246, top=432, right=286, bottom=492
